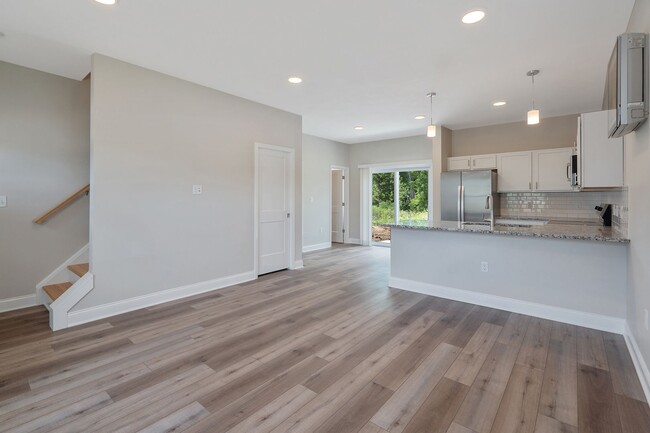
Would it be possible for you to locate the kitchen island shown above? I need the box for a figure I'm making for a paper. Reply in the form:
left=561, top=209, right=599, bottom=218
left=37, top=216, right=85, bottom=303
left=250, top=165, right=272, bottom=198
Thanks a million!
left=387, top=220, right=629, bottom=332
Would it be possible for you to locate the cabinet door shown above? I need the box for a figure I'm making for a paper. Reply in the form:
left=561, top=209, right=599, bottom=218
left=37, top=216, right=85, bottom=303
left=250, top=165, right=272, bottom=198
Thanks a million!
left=497, top=152, right=532, bottom=192
left=447, top=156, right=471, bottom=171
left=471, top=154, right=497, bottom=170
left=533, top=148, right=574, bottom=192
left=580, top=111, right=624, bottom=188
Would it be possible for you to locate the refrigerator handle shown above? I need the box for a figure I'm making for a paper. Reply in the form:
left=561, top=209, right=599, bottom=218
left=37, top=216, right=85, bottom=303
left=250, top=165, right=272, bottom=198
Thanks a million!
left=457, top=185, right=461, bottom=222
left=460, top=185, right=465, bottom=222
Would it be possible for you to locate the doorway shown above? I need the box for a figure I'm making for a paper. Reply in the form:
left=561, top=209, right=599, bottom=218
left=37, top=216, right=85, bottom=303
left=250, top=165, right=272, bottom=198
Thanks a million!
left=372, top=169, right=429, bottom=244
left=359, top=160, right=432, bottom=246
left=330, top=165, right=349, bottom=245
left=255, top=143, right=295, bottom=275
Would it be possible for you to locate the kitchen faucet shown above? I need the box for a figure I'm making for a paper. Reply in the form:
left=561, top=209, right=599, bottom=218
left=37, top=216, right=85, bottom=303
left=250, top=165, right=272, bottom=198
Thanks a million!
left=485, top=194, right=494, bottom=230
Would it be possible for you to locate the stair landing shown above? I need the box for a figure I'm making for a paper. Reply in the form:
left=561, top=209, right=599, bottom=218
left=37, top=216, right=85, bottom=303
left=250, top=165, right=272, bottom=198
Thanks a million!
left=43, top=282, right=72, bottom=302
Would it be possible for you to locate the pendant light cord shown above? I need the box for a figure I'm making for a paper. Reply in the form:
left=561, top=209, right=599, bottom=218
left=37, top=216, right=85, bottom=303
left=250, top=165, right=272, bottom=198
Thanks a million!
left=531, top=74, right=536, bottom=110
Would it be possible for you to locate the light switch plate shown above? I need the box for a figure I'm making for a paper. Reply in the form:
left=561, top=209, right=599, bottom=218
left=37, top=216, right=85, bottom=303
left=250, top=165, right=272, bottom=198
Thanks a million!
left=0, top=195, right=6, bottom=207
left=192, top=185, right=202, bottom=195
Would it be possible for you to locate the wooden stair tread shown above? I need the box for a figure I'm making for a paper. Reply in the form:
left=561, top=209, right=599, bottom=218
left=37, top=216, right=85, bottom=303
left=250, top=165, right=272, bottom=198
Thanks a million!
left=68, top=263, right=89, bottom=277
left=43, top=282, right=72, bottom=302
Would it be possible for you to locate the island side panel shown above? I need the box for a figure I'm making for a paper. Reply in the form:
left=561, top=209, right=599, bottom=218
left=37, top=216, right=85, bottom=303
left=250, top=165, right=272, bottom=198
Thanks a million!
left=389, top=227, right=627, bottom=326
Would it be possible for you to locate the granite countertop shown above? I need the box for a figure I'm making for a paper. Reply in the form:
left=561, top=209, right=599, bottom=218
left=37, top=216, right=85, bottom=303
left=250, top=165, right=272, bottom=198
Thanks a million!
left=385, top=219, right=630, bottom=243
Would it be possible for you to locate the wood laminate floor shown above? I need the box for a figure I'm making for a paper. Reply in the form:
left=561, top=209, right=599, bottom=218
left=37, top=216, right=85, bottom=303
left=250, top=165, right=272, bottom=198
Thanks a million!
left=1, top=245, right=649, bottom=433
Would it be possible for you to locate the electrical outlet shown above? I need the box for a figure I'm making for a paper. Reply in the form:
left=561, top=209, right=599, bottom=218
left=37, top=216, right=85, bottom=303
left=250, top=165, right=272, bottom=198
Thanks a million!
left=481, top=261, right=489, bottom=272
left=192, top=185, right=202, bottom=195
left=645, top=309, right=649, bottom=331
left=320, top=227, right=324, bottom=233
left=0, top=195, right=6, bottom=208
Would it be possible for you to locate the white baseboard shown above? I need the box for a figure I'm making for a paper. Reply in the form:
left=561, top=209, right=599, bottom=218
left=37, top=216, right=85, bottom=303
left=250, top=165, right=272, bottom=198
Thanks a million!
left=67, top=270, right=256, bottom=328
left=624, top=322, right=650, bottom=404
left=302, top=242, right=332, bottom=253
left=348, top=238, right=361, bottom=245
left=35, top=244, right=89, bottom=290
left=291, top=260, right=304, bottom=270
left=389, top=276, right=626, bottom=334
left=0, top=295, right=38, bottom=313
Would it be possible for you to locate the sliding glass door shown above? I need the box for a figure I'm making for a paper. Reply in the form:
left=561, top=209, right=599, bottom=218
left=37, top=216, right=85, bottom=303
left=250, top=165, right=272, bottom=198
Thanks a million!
left=372, top=169, right=428, bottom=244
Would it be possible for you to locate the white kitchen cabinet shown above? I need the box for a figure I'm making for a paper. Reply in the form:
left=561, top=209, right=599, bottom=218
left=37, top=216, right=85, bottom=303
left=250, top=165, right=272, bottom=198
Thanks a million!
left=497, top=151, right=532, bottom=192
left=447, top=155, right=496, bottom=171
left=533, top=148, right=574, bottom=191
left=447, top=156, right=471, bottom=171
left=578, top=110, right=624, bottom=188
left=471, top=154, right=497, bottom=170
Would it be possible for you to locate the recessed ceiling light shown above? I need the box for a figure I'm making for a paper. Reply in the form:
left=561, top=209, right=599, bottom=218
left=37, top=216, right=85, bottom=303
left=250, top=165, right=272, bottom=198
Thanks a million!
left=288, top=77, right=303, bottom=84
left=414, top=115, right=426, bottom=120
left=354, top=126, right=364, bottom=131
left=462, top=10, right=485, bottom=24
left=95, top=0, right=117, bottom=4
left=493, top=101, right=507, bottom=107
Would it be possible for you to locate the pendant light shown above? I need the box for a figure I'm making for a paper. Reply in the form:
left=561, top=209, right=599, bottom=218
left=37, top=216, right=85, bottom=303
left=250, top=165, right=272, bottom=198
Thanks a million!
left=426, top=92, right=437, bottom=137
left=526, top=70, right=540, bottom=125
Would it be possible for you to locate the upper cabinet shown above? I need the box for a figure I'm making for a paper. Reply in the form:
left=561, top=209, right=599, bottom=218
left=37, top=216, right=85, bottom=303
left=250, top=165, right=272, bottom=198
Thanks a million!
left=496, top=151, right=533, bottom=192
left=447, top=156, right=471, bottom=171
left=533, top=148, right=574, bottom=192
left=447, top=154, right=497, bottom=171
left=578, top=111, right=624, bottom=189
left=495, top=148, right=574, bottom=192
left=471, top=154, right=497, bottom=170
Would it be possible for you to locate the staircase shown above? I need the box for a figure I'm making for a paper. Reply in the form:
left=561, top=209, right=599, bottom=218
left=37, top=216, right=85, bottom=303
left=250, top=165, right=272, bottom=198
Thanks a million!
left=33, top=186, right=94, bottom=331
left=40, top=261, right=93, bottom=331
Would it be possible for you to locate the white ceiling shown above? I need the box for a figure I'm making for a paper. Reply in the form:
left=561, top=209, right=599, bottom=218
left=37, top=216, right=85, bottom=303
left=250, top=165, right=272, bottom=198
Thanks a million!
left=0, top=0, right=636, bottom=144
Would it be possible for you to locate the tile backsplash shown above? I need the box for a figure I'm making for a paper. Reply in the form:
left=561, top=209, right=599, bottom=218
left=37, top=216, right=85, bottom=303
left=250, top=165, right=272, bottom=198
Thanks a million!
left=499, top=190, right=628, bottom=224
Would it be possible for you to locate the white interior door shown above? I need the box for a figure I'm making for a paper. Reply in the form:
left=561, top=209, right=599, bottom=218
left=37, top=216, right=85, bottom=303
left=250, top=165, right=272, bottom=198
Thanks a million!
left=258, top=147, right=290, bottom=275
left=331, top=170, right=344, bottom=243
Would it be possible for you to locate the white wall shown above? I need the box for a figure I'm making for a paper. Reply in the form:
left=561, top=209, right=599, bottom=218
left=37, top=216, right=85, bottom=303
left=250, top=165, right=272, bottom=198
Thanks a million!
left=78, top=54, right=301, bottom=310
left=348, top=135, right=433, bottom=240
left=625, top=0, right=650, bottom=383
left=0, top=61, right=89, bottom=306
left=302, top=134, right=349, bottom=250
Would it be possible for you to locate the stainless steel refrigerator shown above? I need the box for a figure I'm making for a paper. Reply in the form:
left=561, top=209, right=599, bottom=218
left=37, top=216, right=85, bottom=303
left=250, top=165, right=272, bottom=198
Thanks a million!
left=441, top=170, right=499, bottom=222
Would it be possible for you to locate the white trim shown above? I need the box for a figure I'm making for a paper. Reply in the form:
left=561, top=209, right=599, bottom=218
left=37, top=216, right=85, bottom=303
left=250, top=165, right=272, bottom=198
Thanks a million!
left=329, top=165, right=350, bottom=245
left=0, top=295, right=38, bottom=313
left=303, top=242, right=332, bottom=253
left=348, top=238, right=362, bottom=245
left=359, top=168, right=371, bottom=246
left=292, top=260, right=304, bottom=269
left=50, top=272, right=95, bottom=331
left=624, top=322, right=650, bottom=404
left=358, top=159, right=433, bottom=170
left=35, top=243, right=89, bottom=289
left=68, top=270, right=256, bottom=328
left=389, top=276, right=626, bottom=334
left=254, top=143, right=296, bottom=275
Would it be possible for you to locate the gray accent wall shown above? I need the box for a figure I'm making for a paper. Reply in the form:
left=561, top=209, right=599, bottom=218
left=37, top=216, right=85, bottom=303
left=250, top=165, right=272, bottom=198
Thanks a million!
left=0, top=61, right=90, bottom=302
left=451, top=114, right=579, bottom=156
left=302, top=134, right=349, bottom=249
left=625, top=0, right=650, bottom=385
left=79, top=54, right=302, bottom=310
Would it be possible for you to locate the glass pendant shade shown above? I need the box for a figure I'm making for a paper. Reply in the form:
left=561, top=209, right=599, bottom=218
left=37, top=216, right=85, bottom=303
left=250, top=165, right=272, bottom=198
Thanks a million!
left=527, top=109, right=540, bottom=125
left=427, top=123, right=437, bottom=138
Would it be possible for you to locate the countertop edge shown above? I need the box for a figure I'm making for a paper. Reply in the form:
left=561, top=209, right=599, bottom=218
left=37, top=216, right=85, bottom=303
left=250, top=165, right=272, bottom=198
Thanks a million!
left=384, top=223, right=630, bottom=244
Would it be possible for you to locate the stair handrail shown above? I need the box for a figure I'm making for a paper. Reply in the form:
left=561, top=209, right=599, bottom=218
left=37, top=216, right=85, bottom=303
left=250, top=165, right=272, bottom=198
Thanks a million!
left=33, top=184, right=90, bottom=225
